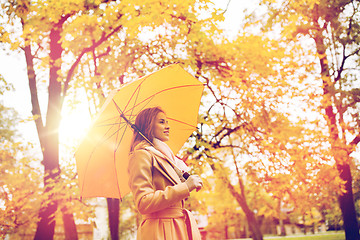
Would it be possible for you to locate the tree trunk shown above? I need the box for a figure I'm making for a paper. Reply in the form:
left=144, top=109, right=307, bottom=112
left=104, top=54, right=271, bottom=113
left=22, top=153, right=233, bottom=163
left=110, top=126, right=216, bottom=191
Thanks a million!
left=209, top=158, right=263, bottom=240
left=279, top=218, right=286, bottom=236
left=33, top=25, right=63, bottom=240
left=34, top=194, right=58, bottom=240
left=245, top=223, right=250, bottom=238
left=224, top=224, right=228, bottom=239
left=24, top=40, right=56, bottom=240
left=278, top=199, right=286, bottom=236
left=337, top=162, right=360, bottom=240
left=313, top=22, right=360, bottom=240
left=303, top=215, right=307, bottom=235
left=244, top=209, right=263, bottom=240
left=235, top=183, right=263, bottom=239
left=232, top=188, right=263, bottom=240
left=33, top=116, right=61, bottom=240
left=107, top=198, right=120, bottom=240
left=62, top=207, right=78, bottom=240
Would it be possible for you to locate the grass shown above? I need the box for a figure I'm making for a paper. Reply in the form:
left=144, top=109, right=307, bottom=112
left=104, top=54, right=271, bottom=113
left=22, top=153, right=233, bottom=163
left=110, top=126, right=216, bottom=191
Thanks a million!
left=262, top=232, right=345, bottom=240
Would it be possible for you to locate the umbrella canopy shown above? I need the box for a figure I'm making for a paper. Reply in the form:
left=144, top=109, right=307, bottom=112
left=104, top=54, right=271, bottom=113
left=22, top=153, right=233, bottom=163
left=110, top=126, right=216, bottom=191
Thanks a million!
left=75, top=64, right=204, bottom=199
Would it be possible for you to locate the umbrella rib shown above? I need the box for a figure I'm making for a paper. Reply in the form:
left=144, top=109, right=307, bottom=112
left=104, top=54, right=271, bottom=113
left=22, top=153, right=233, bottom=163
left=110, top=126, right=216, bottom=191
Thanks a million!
left=120, top=69, right=197, bottom=114
left=111, top=103, right=138, bottom=198
left=101, top=121, right=129, bottom=142
left=80, top=119, right=129, bottom=198
left=125, top=81, right=142, bottom=127
left=122, top=75, right=148, bottom=116
left=167, top=117, right=198, bottom=129
left=112, top=99, right=154, bottom=146
left=129, top=95, right=156, bottom=119
left=122, top=77, right=157, bottom=129
left=113, top=119, right=128, bottom=199
left=77, top=65, right=205, bottom=198
left=95, top=118, right=128, bottom=128
left=120, top=84, right=203, bottom=130
left=111, top=94, right=159, bottom=198
left=123, top=84, right=203, bottom=116
left=114, top=80, right=155, bottom=140
left=110, top=95, right=155, bottom=199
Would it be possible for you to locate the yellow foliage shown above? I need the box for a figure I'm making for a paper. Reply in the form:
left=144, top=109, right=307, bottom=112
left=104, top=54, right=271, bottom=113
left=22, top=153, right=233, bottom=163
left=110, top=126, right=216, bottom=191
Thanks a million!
left=0, top=141, right=42, bottom=235
left=1, top=0, right=351, bottom=236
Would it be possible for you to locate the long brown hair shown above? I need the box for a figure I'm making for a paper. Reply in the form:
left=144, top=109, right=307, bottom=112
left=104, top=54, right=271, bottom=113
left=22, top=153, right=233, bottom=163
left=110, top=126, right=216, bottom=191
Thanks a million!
left=130, top=107, right=165, bottom=151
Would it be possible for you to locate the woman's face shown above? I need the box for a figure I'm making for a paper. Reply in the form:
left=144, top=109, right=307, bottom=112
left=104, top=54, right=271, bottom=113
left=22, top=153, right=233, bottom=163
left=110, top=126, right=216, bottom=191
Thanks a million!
left=153, top=111, right=170, bottom=142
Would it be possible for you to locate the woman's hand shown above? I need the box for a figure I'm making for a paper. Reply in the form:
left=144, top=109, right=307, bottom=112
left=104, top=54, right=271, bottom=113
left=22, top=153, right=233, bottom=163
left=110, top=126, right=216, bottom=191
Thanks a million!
left=185, top=175, right=203, bottom=192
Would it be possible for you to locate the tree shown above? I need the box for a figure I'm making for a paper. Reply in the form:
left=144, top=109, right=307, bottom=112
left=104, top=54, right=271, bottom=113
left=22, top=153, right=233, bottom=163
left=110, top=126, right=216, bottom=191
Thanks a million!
left=1, top=0, right=224, bottom=239
left=0, top=76, right=41, bottom=238
left=176, top=0, right=357, bottom=234
left=257, top=0, right=360, bottom=238
left=0, top=141, right=42, bottom=238
left=181, top=25, right=316, bottom=238
left=0, top=76, right=94, bottom=239
left=198, top=176, right=246, bottom=239
left=107, top=198, right=119, bottom=240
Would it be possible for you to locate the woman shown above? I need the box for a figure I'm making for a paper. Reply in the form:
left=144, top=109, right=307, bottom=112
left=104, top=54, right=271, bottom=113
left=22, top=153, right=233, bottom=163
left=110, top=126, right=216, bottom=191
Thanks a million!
left=128, top=107, right=203, bottom=240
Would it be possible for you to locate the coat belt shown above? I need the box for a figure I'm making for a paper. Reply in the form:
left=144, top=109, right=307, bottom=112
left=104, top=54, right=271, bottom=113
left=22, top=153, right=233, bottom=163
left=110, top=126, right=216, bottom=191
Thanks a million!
left=142, top=207, right=199, bottom=240
left=142, top=207, right=184, bottom=219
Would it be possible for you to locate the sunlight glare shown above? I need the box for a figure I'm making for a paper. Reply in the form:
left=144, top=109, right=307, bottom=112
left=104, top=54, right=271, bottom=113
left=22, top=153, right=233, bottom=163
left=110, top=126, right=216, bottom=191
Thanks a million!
left=59, top=101, right=91, bottom=146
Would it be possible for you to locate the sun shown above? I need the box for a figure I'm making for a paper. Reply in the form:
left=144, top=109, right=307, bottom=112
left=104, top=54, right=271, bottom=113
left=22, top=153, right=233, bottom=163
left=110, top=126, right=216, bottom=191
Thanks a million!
left=59, top=101, right=92, bottom=148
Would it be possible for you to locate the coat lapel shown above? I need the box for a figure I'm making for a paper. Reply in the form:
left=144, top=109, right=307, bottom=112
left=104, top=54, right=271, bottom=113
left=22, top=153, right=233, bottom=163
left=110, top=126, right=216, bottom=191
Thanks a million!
left=145, top=146, right=181, bottom=185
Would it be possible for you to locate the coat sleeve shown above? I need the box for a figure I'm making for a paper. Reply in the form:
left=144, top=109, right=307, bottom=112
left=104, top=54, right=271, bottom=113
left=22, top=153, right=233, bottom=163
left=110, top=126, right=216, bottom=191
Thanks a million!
left=128, top=149, right=190, bottom=214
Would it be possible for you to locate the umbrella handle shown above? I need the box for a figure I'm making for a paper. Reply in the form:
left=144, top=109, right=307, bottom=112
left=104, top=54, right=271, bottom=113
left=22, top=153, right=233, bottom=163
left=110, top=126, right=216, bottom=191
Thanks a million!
left=183, top=172, right=201, bottom=191
left=119, top=111, right=153, bottom=146
left=112, top=100, right=152, bottom=144
left=183, top=172, right=190, bottom=180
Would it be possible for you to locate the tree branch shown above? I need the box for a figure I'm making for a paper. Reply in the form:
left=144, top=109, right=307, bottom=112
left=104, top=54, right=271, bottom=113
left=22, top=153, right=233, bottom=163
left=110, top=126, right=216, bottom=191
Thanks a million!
left=61, top=22, right=124, bottom=105
left=24, top=44, right=45, bottom=154
left=213, top=123, right=248, bottom=148
left=230, top=137, right=246, bottom=198
left=350, top=131, right=360, bottom=146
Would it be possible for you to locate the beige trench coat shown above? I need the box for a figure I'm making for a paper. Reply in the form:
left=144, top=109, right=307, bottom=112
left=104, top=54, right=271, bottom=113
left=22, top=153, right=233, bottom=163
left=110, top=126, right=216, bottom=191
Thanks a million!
left=128, top=141, right=201, bottom=240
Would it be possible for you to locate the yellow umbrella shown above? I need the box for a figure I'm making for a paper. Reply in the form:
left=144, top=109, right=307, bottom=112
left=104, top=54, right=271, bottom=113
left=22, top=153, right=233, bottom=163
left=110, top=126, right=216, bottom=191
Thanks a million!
left=75, top=64, right=204, bottom=199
